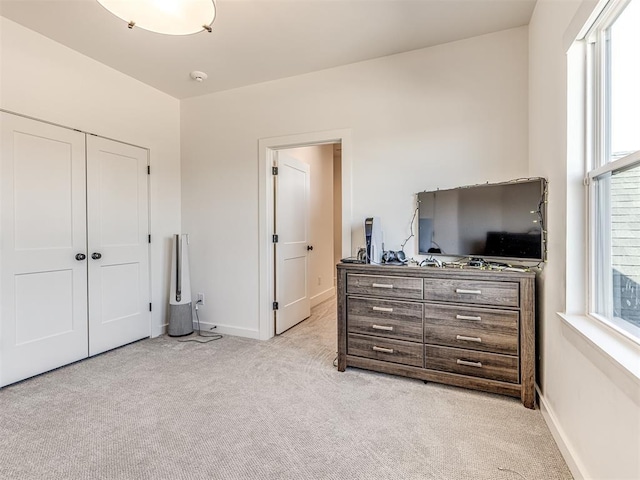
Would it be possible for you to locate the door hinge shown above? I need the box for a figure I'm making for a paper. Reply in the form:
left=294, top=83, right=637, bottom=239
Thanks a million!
left=272, top=166, right=278, bottom=175
left=147, top=165, right=151, bottom=175
left=148, top=234, right=151, bottom=243
left=272, top=234, right=278, bottom=243
left=272, top=301, right=279, bottom=310
left=149, top=303, right=152, bottom=312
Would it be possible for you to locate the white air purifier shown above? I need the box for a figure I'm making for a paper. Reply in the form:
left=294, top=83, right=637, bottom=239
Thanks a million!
left=168, top=234, right=194, bottom=337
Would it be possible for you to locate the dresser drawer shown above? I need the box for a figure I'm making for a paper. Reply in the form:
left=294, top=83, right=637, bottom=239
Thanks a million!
left=347, top=274, right=423, bottom=300
left=423, top=278, right=519, bottom=307
left=425, top=345, right=519, bottom=383
left=348, top=334, right=424, bottom=367
left=348, top=297, right=423, bottom=342
left=424, top=305, right=518, bottom=355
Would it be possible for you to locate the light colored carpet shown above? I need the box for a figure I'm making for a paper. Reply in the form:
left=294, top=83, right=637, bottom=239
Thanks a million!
left=0, top=298, right=572, bottom=479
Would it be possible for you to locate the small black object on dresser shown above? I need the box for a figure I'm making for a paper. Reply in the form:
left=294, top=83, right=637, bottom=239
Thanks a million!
left=336, top=263, right=536, bottom=409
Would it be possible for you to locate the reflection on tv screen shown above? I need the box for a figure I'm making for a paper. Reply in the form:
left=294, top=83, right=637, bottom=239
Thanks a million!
left=417, top=179, right=544, bottom=261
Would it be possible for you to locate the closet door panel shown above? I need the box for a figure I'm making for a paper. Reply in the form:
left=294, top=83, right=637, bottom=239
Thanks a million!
left=86, top=136, right=150, bottom=356
left=0, top=113, right=88, bottom=387
left=13, top=132, right=74, bottom=250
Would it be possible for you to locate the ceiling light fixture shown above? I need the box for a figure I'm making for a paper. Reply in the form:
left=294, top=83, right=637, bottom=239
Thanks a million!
left=96, top=0, right=216, bottom=35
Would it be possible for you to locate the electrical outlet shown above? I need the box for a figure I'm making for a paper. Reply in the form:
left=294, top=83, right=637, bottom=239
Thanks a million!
left=197, top=293, right=205, bottom=306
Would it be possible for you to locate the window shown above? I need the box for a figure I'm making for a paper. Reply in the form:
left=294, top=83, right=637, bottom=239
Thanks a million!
left=587, top=0, right=640, bottom=340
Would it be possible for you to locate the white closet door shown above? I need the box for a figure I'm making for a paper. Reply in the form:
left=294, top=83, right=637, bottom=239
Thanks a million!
left=86, top=136, right=150, bottom=356
left=0, top=113, right=88, bottom=387
left=275, top=152, right=311, bottom=334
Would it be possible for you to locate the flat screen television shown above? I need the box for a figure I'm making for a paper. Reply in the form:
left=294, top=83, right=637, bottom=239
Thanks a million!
left=417, top=178, right=546, bottom=261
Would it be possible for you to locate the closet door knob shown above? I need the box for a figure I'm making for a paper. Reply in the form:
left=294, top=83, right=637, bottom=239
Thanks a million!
left=75, top=253, right=86, bottom=261
left=91, top=252, right=102, bottom=260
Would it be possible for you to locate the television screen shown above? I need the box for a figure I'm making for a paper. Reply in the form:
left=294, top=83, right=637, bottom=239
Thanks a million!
left=417, top=179, right=545, bottom=261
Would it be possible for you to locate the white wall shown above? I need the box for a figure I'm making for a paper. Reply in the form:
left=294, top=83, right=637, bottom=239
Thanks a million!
left=180, top=27, right=529, bottom=337
left=0, top=17, right=181, bottom=336
left=285, top=145, right=336, bottom=306
left=529, top=1, right=640, bottom=478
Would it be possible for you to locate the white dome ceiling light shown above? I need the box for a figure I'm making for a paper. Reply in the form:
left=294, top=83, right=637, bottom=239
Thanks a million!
left=96, top=0, right=216, bottom=35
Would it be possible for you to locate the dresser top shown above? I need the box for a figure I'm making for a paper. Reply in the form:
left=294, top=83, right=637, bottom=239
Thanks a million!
left=337, top=262, right=536, bottom=280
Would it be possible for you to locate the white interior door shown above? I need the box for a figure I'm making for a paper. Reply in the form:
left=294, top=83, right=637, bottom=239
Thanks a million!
left=275, top=152, right=311, bottom=334
left=86, top=136, right=150, bottom=356
left=0, top=113, right=88, bottom=387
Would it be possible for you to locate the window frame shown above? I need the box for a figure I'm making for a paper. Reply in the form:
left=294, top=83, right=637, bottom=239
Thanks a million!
left=585, top=0, right=640, bottom=342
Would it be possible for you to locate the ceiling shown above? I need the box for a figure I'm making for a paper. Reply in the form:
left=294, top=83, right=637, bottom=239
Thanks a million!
left=0, top=0, right=537, bottom=99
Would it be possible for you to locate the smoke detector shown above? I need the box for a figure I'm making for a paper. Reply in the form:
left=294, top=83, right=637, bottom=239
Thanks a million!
left=190, top=71, right=208, bottom=82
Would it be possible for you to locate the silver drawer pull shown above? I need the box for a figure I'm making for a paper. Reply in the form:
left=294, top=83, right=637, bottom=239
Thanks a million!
left=372, top=306, right=393, bottom=313
left=456, top=335, right=482, bottom=343
left=372, top=324, right=394, bottom=331
left=457, top=359, right=483, bottom=368
left=372, top=346, right=394, bottom=354
left=372, top=283, right=394, bottom=289
left=456, top=288, right=482, bottom=294
left=456, top=314, right=482, bottom=321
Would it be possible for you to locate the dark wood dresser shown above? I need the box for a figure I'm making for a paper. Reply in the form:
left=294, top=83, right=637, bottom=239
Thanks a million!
left=336, top=263, right=536, bottom=408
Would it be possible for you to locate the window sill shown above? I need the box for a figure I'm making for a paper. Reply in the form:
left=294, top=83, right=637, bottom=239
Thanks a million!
left=558, top=313, right=640, bottom=388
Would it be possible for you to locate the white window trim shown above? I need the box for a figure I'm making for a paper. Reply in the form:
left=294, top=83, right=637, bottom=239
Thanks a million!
left=584, top=0, right=640, bottom=343
left=562, top=0, right=640, bottom=385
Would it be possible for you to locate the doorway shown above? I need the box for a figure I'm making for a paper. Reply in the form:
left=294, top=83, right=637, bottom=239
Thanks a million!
left=258, top=129, right=352, bottom=340
left=273, top=144, right=341, bottom=334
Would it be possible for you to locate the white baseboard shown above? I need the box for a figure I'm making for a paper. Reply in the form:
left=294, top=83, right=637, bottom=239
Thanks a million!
left=311, top=287, right=335, bottom=307
left=159, top=319, right=260, bottom=340
left=152, top=323, right=167, bottom=338
left=537, top=387, right=587, bottom=480
left=192, top=321, right=261, bottom=340
left=162, top=288, right=336, bottom=340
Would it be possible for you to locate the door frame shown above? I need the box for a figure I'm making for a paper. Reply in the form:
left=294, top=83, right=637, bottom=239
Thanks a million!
left=258, top=129, right=352, bottom=340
